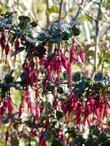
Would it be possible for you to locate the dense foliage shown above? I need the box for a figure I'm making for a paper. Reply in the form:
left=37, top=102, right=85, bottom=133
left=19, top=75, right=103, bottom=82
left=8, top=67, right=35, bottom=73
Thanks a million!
left=0, top=11, right=110, bottom=146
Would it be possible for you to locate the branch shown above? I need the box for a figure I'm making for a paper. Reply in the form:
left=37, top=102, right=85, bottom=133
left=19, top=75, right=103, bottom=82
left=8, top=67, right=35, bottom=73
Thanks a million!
left=91, top=0, right=103, bottom=78
left=74, top=0, right=96, bottom=21
left=59, top=0, right=63, bottom=20
left=74, top=0, right=84, bottom=20
left=46, top=0, right=50, bottom=27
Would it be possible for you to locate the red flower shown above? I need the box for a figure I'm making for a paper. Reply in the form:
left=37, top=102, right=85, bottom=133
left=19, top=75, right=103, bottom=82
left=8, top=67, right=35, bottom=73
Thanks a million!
left=18, top=92, right=25, bottom=118
left=66, top=61, right=72, bottom=88
left=14, top=38, right=20, bottom=50
left=0, top=32, right=6, bottom=50
left=5, top=43, right=10, bottom=56
left=61, top=52, right=68, bottom=69
left=53, top=97, right=59, bottom=110
left=13, top=38, right=20, bottom=62
left=35, top=105, right=41, bottom=119
left=35, top=80, right=39, bottom=100
left=0, top=102, right=5, bottom=124
left=29, top=59, right=35, bottom=70
left=56, top=129, right=65, bottom=141
left=79, top=49, right=85, bottom=64
left=7, top=95, right=13, bottom=119
left=70, top=44, right=78, bottom=63
left=25, top=90, right=35, bottom=116
left=61, top=103, right=67, bottom=113
left=35, top=102, right=44, bottom=120
left=76, top=103, right=82, bottom=125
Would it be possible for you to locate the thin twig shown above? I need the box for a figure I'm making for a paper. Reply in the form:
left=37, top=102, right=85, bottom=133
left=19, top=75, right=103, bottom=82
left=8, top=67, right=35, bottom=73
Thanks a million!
left=74, top=0, right=96, bottom=21
left=59, top=0, right=63, bottom=20
left=46, top=0, right=50, bottom=27
left=91, top=0, right=103, bottom=78
left=74, top=0, right=84, bottom=19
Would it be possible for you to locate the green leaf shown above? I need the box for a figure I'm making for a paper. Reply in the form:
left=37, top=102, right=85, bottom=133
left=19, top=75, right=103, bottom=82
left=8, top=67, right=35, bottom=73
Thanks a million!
left=37, top=32, right=49, bottom=41
left=44, top=131, right=51, bottom=140
left=61, top=23, right=72, bottom=40
left=18, top=16, right=31, bottom=29
left=12, top=47, right=25, bottom=56
left=51, top=137, right=64, bottom=146
left=57, top=87, right=64, bottom=94
left=19, top=16, right=31, bottom=23
left=47, top=5, right=59, bottom=14
left=51, top=36, right=61, bottom=43
left=94, top=72, right=103, bottom=81
left=4, top=74, right=13, bottom=83
left=99, top=132, right=107, bottom=143
left=68, top=8, right=74, bottom=13
left=4, top=12, right=13, bottom=18
left=72, top=72, right=82, bottom=82
left=56, top=111, right=64, bottom=119
left=75, top=135, right=85, bottom=145
left=30, top=21, right=38, bottom=27
left=72, top=26, right=80, bottom=36
left=87, top=50, right=95, bottom=57
left=89, top=126, right=100, bottom=137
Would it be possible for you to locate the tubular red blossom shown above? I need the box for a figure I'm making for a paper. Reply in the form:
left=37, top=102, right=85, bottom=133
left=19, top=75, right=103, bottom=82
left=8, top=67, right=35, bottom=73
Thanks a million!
left=104, top=103, right=109, bottom=118
left=22, top=70, right=30, bottom=86
left=14, top=38, right=20, bottom=50
left=40, top=102, right=44, bottom=114
left=70, top=45, right=78, bottom=63
left=43, top=120, right=49, bottom=130
left=55, top=59, right=62, bottom=81
left=56, top=129, right=65, bottom=141
left=22, top=61, right=38, bottom=87
left=29, top=59, right=35, bottom=70
left=79, top=49, right=85, bottom=64
left=31, top=128, right=37, bottom=136
left=83, top=97, right=95, bottom=125
left=0, top=32, right=6, bottom=50
left=94, top=99, right=100, bottom=118
left=45, top=48, right=64, bottom=82
left=39, top=140, right=47, bottom=146
left=3, top=99, right=8, bottom=108
left=53, top=97, right=59, bottom=110
left=35, top=105, right=41, bottom=119
left=27, top=100, right=35, bottom=116
left=13, top=38, right=20, bottom=63
left=39, top=134, right=49, bottom=146
left=42, top=77, right=47, bottom=90
left=7, top=95, right=13, bottom=119
left=18, top=96, right=25, bottom=119
left=66, top=61, right=72, bottom=88
left=61, top=52, right=68, bottom=69
left=35, top=80, right=39, bottom=99
left=84, top=110, right=89, bottom=125
left=19, top=90, right=27, bottom=118
left=99, top=102, right=105, bottom=124
left=46, top=66, right=52, bottom=81
left=24, top=90, right=35, bottom=116
left=67, top=96, right=74, bottom=113
left=103, top=95, right=109, bottom=118
left=61, top=103, right=67, bottom=113
left=35, top=102, right=44, bottom=120
left=29, top=70, right=38, bottom=86
left=22, top=62, right=29, bottom=70
left=5, top=43, right=10, bottom=56
left=0, top=103, right=5, bottom=124
left=76, top=103, right=82, bottom=125
left=45, top=53, right=56, bottom=68
left=40, top=55, right=46, bottom=66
